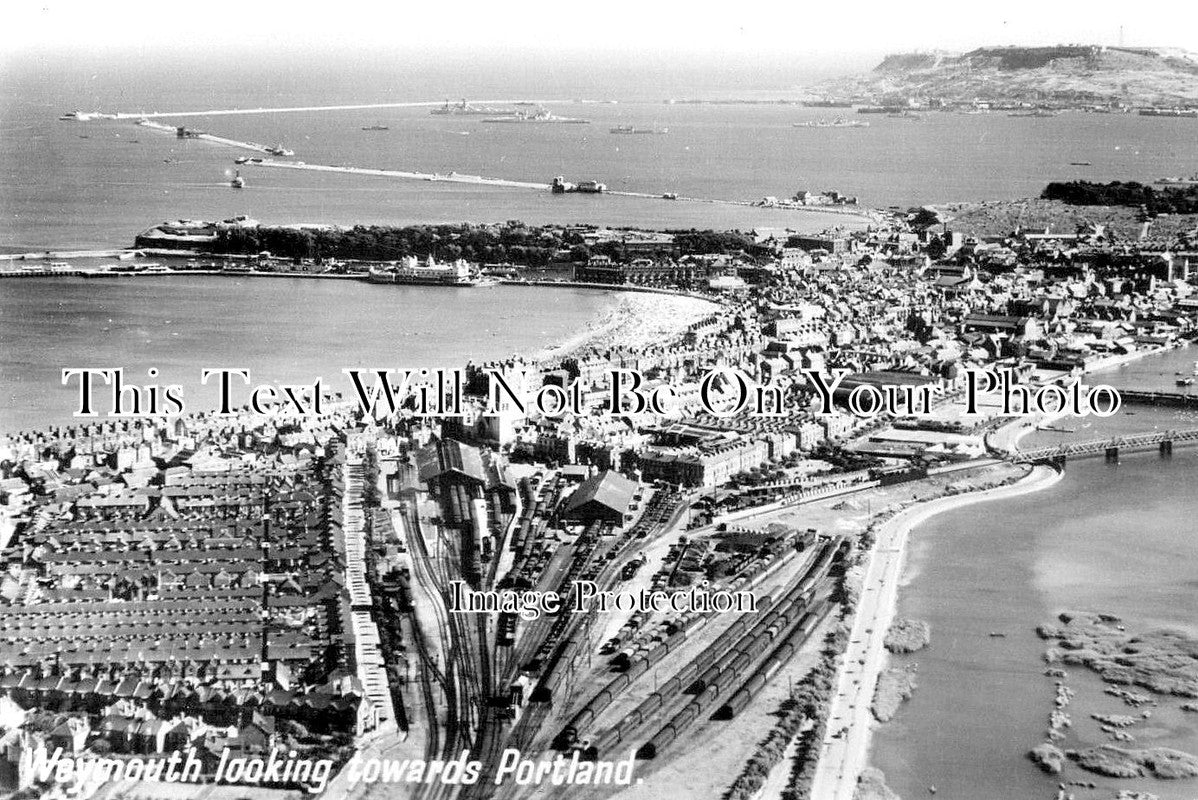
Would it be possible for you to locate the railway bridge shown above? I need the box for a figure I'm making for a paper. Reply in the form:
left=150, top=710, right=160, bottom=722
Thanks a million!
left=1014, top=428, right=1198, bottom=466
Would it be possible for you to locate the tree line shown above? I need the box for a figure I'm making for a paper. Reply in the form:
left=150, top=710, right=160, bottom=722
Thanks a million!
left=211, top=223, right=767, bottom=266
left=214, top=223, right=577, bottom=266
left=1042, top=180, right=1198, bottom=215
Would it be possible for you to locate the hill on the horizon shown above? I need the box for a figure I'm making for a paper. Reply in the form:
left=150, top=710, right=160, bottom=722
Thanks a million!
left=815, top=45, right=1198, bottom=105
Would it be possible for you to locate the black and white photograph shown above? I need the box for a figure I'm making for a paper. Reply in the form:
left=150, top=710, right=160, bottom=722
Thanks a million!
left=2, top=2, right=1198, bottom=799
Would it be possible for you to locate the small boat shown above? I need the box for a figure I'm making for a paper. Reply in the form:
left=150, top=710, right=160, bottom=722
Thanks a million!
left=989, top=632, right=1007, bottom=637
left=361, top=124, right=390, bottom=131
left=230, top=170, right=245, bottom=189
left=1069, top=161, right=1092, bottom=166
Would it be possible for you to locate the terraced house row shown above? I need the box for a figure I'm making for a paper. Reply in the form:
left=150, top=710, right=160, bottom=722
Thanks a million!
left=0, top=416, right=389, bottom=793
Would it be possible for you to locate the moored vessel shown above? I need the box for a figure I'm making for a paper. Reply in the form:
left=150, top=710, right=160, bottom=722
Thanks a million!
left=483, top=108, right=589, bottom=124
left=367, top=255, right=479, bottom=286
left=550, top=176, right=606, bottom=193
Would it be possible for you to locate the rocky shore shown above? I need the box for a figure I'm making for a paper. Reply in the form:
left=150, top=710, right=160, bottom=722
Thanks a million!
left=1038, top=613, right=1198, bottom=699
left=1029, top=742, right=1066, bottom=774
left=1029, top=612, right=1198, bottom=783
left=853, top=767, right=901, bottom=800
left=1066, top=745, right=1198, bottom=779
left=871, top=664, right=918, bottom=723
left=883, top=619, right=930, bottom=654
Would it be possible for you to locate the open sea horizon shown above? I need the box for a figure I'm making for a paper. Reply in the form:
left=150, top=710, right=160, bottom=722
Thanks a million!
left=4, top=50, right=1198, bottom=251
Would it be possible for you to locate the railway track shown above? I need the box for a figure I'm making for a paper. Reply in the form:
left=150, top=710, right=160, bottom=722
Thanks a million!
left=564, top=540, right=841, bottom=757
left=401, top=499, right=463, bottom=786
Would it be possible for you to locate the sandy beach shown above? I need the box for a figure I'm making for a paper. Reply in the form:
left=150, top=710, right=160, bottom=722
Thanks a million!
left=528, top=291, right=718, bottom=364
left=809, top=461, right=1064, bottom=800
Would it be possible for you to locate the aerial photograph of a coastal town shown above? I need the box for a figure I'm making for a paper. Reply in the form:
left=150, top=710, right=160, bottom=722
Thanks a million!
left=2, top=1, right=1198, bottom=799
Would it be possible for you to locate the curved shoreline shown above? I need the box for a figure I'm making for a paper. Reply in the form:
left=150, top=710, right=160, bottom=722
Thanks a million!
left=809, top=462, right=1064, bottom=800
left=0, top=275, right=719, bottom=436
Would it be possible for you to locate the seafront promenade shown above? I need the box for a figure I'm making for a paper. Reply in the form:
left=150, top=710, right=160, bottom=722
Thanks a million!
left=808, top=461, right=1064, bottom=800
